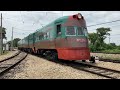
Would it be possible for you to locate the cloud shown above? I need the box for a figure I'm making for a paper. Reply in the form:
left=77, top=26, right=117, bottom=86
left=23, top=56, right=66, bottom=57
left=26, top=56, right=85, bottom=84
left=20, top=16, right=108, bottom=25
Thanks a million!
left=0, top=11, right=119, bottom=45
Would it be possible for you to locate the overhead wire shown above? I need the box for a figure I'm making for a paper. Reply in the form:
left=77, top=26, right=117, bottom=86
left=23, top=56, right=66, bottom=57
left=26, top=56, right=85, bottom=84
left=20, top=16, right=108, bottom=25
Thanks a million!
left=87, top=19, right=120, bottom=27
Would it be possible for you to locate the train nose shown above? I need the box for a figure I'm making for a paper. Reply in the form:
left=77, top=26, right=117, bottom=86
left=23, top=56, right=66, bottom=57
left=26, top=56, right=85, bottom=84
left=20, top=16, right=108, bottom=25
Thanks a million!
left=57, top=48, right=90, bottom=60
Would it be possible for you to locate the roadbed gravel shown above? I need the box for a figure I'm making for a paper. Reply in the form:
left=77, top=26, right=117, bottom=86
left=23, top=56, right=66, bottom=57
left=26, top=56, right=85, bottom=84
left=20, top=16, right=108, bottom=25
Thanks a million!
left=3, top=54, right=108, bottom=79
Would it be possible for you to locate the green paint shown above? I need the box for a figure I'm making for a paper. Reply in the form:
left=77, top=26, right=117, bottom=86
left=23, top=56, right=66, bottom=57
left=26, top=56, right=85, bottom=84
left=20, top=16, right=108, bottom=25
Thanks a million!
left=18, top=15, right=87, bottom=47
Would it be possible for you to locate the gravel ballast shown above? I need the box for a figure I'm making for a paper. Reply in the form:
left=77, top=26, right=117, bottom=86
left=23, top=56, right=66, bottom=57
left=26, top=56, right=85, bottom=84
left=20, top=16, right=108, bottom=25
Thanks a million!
left=4, top=54, right=108, bottom=79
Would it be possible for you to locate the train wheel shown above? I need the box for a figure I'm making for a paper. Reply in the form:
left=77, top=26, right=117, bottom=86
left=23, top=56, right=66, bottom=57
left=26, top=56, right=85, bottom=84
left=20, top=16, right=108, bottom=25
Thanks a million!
left=50, top=52, right=58, bottom=61
left=90, top=56, right=95, bottom=63
left=82, top=60, right=86, bottom=62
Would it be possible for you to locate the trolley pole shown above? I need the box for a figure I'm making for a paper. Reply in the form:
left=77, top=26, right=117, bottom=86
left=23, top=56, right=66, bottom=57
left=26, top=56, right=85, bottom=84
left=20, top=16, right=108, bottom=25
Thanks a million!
left=0, top=13, right=3, bottom=55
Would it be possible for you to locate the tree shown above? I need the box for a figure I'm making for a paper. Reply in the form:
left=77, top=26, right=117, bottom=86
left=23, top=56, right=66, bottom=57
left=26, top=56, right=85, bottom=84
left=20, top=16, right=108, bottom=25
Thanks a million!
left=0, top=27, right=7, bottom=39
left=96, top=27, right=111, bottom=46
left=88, top=27, right=111, bottom=51
left=13, top=38, right=21, bottom=47
left=88, top=33, right=98, bottom=45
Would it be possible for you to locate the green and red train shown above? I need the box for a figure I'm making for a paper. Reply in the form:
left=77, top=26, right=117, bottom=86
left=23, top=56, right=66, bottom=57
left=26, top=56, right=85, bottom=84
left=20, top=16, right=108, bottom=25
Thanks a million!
left=18, top=13, right=94, bottom=62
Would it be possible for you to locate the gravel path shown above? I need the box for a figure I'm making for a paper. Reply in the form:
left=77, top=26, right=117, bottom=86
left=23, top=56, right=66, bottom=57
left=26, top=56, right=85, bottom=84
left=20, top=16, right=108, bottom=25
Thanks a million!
left=0, top=50, right=18, bottom=61
left=3, top=54, right=108, bottom=79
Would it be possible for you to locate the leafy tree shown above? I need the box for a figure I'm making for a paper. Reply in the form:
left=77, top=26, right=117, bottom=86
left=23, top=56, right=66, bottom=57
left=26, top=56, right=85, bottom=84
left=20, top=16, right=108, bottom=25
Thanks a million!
left=96, top=27, right=111, bottom=47
left=88, top=27, right=111, bottom=52
left=7, top=38, right=21, bottom=47
left=13, top=38, right=21, bottom=47
left=0, top=27, right=7, bottom=39
left=88, top=33, right=98, bottom=45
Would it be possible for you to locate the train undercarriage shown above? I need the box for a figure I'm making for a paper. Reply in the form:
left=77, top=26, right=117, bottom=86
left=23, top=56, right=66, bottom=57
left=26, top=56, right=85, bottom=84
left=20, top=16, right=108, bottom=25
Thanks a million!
left=18, top=47, right=96, bottom=63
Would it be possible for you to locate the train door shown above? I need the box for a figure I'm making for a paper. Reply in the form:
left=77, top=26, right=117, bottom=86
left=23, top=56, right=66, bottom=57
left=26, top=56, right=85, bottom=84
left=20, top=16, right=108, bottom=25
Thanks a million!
left=55, top=24, right=63, bottom=48
left=33, top=33, right=35, bottom=48
left=56, top=24, right=62, bottom=38
left=28, top=35, right=29, bottom=48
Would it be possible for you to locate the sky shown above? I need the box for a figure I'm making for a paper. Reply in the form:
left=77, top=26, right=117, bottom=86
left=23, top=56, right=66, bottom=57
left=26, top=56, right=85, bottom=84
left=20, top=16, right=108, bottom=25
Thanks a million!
left=0, top=11, right=120, bottom=45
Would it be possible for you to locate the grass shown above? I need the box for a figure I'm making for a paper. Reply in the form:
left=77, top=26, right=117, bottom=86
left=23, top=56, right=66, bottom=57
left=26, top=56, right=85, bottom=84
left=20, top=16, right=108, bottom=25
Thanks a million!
left=100, top=56, right=120, bottom=60
left=92, top=49, right=120, bottom=54
left=91, top=51, right=120, bottom=60
left=0, top=51, right=9, bottom=56
left=101, top=49, right=120, bottom=54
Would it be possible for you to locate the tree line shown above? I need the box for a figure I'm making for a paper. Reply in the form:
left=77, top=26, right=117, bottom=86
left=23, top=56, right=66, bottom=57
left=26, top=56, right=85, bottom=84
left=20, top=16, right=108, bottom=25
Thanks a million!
left=0, top=26, right=21, bottom=48
left=88, top=27, right=120, bottom=53
left=1, top=26, right=120, bottom=53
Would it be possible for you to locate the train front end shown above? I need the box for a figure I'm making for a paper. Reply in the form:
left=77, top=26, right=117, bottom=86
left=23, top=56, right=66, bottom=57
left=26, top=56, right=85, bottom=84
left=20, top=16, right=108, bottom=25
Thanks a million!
left=57, top=13, right=90, bottom=60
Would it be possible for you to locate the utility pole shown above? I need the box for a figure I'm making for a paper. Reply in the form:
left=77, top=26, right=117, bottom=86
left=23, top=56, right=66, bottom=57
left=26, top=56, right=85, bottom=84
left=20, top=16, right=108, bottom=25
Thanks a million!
left=62, top=11, right=63, bottom=16
left=109, top=34, right=110, bottom=44
left=0, top=13, right=2, bottom=55
left=11, top=27, right=13, bottom=51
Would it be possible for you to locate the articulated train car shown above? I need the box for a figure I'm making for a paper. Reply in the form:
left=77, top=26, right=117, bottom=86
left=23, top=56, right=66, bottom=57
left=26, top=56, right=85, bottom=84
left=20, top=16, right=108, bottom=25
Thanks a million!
left=18, top=13, right=95, bottom=62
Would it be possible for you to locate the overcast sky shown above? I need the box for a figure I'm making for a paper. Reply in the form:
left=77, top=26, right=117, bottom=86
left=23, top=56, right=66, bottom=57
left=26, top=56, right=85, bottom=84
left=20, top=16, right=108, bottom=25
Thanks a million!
left=0, top=11, right=120, bottom=45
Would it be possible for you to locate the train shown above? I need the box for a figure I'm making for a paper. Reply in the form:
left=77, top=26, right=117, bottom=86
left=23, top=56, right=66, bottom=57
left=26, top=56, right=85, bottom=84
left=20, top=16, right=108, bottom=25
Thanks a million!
left=18, top=13, right=95, bottom=63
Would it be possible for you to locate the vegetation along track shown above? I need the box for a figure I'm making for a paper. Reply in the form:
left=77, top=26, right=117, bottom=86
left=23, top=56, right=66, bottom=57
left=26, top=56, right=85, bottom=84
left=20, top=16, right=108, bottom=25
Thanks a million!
left=0, top=51, right=27, bottom=78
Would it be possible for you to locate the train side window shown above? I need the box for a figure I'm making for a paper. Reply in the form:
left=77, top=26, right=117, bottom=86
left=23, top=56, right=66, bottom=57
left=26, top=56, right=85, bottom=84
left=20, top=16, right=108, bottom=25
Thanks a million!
left=44, top=33, right=46, bottom=39
left=46, top=32, right=49, bottom=39
left=39, top=34, right=44, bottom=40
left=56, top=24, right=61, bottom=36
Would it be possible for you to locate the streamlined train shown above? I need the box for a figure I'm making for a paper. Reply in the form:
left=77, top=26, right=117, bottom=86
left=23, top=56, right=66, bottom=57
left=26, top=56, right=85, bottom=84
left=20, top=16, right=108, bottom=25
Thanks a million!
left=18, top=13, right=95, bottom=62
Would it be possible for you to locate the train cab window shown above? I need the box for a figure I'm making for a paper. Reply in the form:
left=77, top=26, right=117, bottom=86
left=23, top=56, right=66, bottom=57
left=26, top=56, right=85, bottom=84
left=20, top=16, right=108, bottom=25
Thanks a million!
left=66, top=26, right=76, bottom=36
left=77, top=27, right=84, bottom=35
left=56, top=24, right=61, bottom=36
left=84, top=28, right=88, bottom=37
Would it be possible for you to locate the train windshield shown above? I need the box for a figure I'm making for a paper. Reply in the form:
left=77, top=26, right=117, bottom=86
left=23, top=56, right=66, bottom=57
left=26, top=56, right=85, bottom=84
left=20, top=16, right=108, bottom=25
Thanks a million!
left=77, top=27, right=88, bottom=37
left=65, top=26, right=88, bottom=37
left=83, top=28, right=88, bottom=37
left=77, top=27, right=84, bottom=35
left=65, top=26, right=76, bottom=36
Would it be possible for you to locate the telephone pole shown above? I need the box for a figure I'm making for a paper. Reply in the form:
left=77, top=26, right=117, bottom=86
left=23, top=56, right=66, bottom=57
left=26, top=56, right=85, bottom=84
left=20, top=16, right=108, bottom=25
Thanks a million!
left=0, top=13, right=2, bottom=55
left=109, top=34, right=110, bottom=44
left=11, top=27, right=13, bottom=51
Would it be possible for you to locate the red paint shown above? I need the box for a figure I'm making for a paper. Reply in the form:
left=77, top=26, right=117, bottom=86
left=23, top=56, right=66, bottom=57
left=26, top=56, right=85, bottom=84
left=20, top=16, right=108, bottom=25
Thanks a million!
left=56, top=47, right=90, bottom=60
left=76, top=38, right=87, bottom=42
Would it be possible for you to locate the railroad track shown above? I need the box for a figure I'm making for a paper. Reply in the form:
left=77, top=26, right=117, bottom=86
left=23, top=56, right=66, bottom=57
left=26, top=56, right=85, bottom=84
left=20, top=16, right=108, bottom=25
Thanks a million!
left=0, top=51, right=21, bottom=63
left=0, top=51, right=27, bottom=78
left=69, top=61, right=120, bottom=79
left=23, top=52, right=120, bottom=79
left=99, top=59, right=120, bottom=63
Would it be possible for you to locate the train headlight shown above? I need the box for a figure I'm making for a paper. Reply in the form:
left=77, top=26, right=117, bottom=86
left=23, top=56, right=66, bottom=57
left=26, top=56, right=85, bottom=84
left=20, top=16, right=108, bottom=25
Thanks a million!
left=73, top=13, right=83, bottom=19
left=77, top=13, right=82, bottom=19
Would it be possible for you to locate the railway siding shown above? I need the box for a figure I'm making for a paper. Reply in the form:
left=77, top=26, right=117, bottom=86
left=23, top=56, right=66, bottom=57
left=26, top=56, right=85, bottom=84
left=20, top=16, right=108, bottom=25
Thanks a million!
left=91, top=53, right=120, bottom=60
left=0, top=50, right=18, bottom=61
